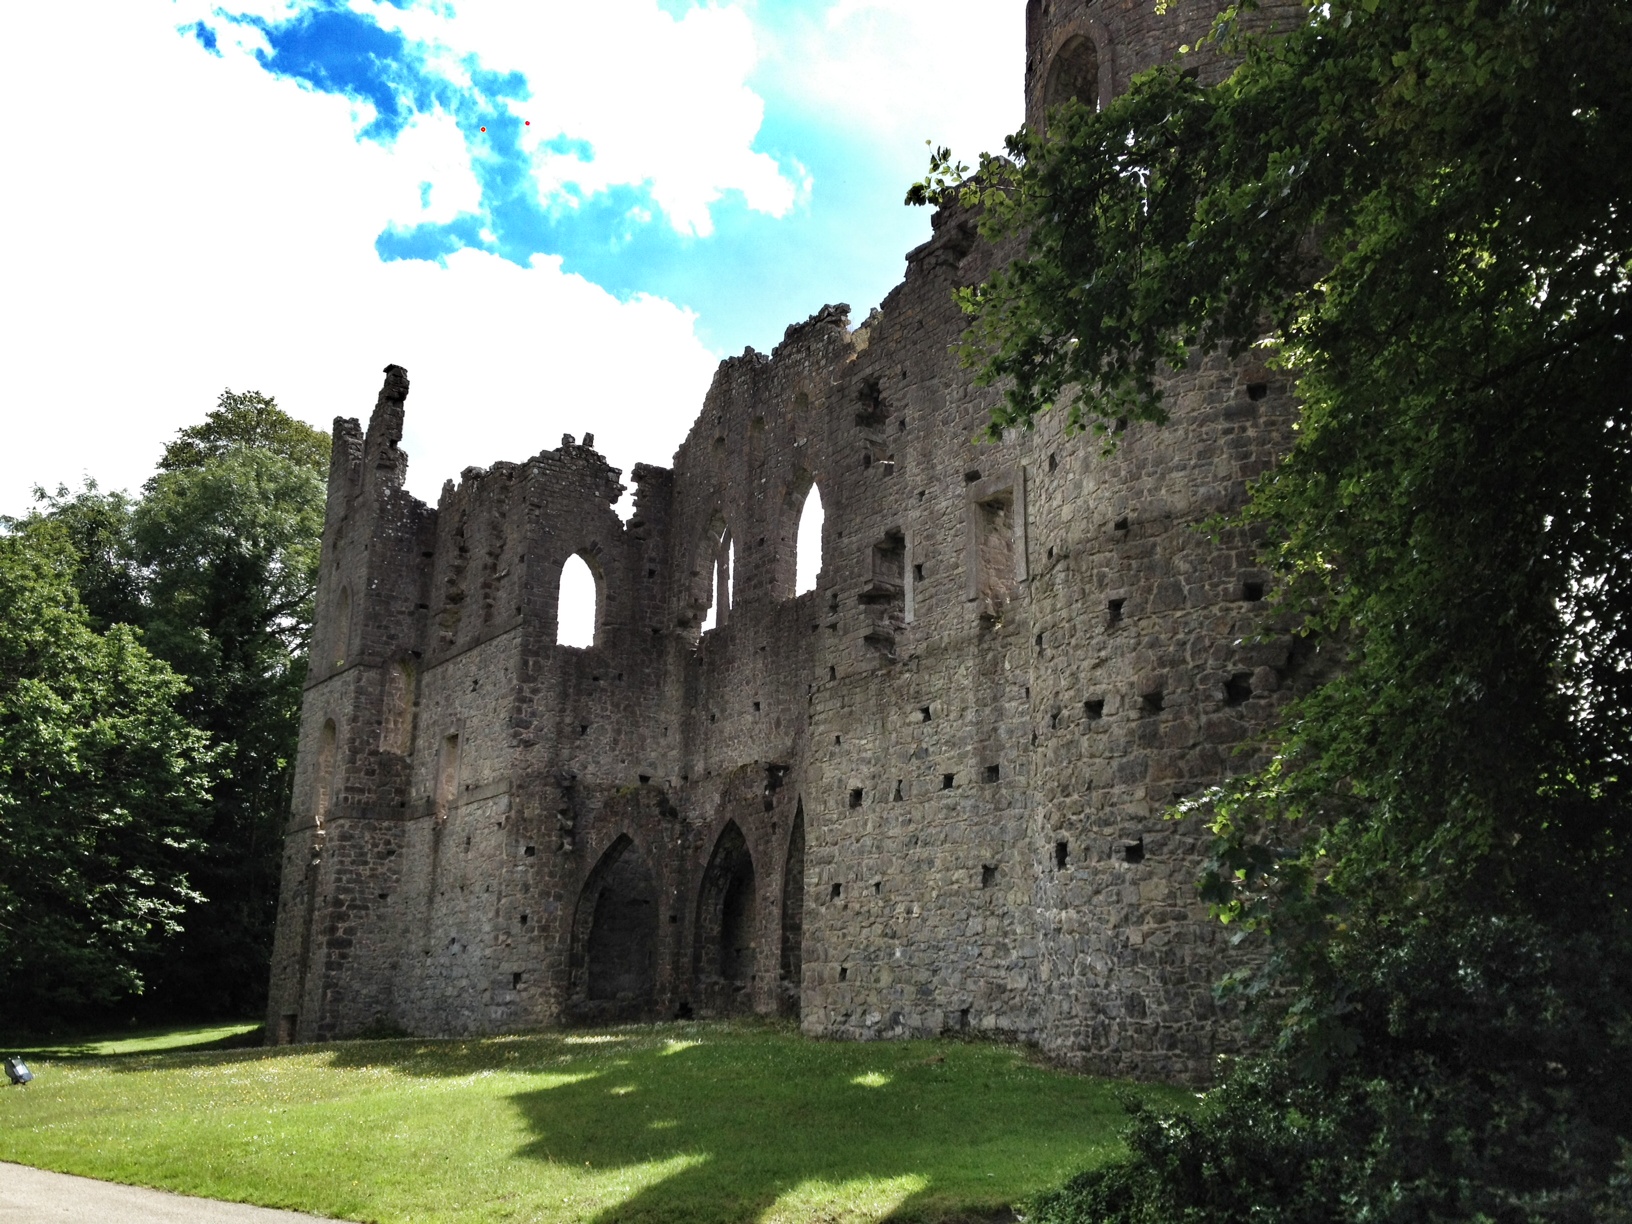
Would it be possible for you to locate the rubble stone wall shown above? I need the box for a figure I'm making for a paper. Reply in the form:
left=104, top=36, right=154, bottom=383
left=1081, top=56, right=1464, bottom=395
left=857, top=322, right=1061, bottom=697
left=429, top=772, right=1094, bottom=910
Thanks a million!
left=267, top=0, right=1308, bottom=1080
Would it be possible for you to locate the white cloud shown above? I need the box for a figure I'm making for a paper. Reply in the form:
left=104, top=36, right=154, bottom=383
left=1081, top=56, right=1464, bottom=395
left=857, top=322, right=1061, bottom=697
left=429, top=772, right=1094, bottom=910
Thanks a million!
left=0, top=0, right=1031, bottom=521
left=344, top=0, right=799, bottom=237
left=0, top=1, right=718, bottom=517
left=763, top=0, right=1025, bottom=162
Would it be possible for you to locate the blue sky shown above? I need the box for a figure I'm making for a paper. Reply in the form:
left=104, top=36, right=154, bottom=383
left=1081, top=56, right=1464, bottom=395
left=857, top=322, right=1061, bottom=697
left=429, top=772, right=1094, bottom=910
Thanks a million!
left=0, top=0, right=1022, bottom=512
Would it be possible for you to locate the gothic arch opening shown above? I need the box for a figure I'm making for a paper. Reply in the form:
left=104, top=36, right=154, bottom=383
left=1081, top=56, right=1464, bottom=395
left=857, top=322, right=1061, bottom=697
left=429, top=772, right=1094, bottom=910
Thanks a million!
left=694, top=821, right=757, bottom=1014
left=571, top=835, right=658, bottom=1018
left=1044, top=34, right=1100, bottom=116
left=779, top=803, right=806, bottom=1017
left=793, top=479, right=825, bottom=596
left=700, top=529, right=734, bottom=634
left=557, top=552, right=600, bottom=648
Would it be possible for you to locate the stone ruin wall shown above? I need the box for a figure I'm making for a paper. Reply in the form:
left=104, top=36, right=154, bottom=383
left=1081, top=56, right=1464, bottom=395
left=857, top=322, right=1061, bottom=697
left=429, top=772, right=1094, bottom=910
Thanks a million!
left=267, top=0, right=1311, bottom=1081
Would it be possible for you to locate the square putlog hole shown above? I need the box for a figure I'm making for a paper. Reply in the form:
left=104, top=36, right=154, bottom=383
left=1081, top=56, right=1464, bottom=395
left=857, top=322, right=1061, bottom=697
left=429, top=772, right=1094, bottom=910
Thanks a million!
left=1141, top=690, right=1165, bottom=714
left=1054, top=840, right=1069, bottom=870
left=984, top=764, right=1001, bottom=784
left=981, top=864, right=998, bottom=889
left=1085, top=699, right=1105, bottom=721
left=942, top=773, right=956, bottom=790
left=1123, top=838, right=1145, bottom=865
left=831, top=883, right=843, bottom=900
left=1225, top=673, right=1253, bottom=706
left=1107, top=598, right=1126, bottom=624
left=849, top=788, right=864, bottom=809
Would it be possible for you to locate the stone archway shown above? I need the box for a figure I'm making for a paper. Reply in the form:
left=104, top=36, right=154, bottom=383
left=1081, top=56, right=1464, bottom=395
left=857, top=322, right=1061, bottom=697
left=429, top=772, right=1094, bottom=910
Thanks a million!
left=570, top=835, right=658, bottom=1019
left=694, top=821, right=757, bottom=1015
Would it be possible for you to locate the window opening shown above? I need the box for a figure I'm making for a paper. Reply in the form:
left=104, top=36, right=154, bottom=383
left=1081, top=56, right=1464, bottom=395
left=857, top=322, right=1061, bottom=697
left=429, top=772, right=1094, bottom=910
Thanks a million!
left=700, top=525, right=734, bottom=634
left=557, top=554, right=598, bottom=648
left=976, top=492, right=1018, bottom=619
left=435, top=733, right=460, bottom=822
left=315, top=719, right=338, bottom=827
left=795, top=483, right=825, bottom=595
left=862, top=529, right=907, bottom=654
left=1044, top=34, right=1101, bottom=116
left=333, top=587, right=352, bottom=668
left=382, top=662, right=414, bottom=754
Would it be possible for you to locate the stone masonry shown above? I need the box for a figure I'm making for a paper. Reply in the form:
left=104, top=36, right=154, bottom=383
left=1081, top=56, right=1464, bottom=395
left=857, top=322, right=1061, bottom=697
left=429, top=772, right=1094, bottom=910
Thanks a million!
left=266, top=0, right=1309, bottom=1081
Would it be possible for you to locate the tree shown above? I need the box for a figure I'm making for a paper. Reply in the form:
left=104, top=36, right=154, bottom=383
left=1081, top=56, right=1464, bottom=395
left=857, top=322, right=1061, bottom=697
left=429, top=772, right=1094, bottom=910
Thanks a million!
left=3, top=391, right=328, bottom=1022
left=128, top=393, right=329, bottom=1015
left=0, top=522, right=213, bottom=1024
left=918, top=0, right=1632, bottom=1217
left=20, top=482, right=143, bottom=634
left=155, top=389, right=331, bottom=476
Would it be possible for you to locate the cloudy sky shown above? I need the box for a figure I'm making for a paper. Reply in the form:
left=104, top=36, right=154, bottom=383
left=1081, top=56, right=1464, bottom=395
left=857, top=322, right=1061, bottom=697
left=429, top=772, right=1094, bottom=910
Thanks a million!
left=0, top=0, right=1023, bottom=518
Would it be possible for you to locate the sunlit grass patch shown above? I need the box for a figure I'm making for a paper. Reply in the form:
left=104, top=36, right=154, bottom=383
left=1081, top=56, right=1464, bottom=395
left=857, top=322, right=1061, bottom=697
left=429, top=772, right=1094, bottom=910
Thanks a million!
left=0, top=1019, right=1188, bottom=1223
left=10, top=1021, right=263, bottom=1058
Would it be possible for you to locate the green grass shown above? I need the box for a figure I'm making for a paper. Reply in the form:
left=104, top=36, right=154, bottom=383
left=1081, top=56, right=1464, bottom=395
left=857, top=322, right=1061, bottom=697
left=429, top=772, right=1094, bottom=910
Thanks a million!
left=0, top=1020, right=1188, bottom=1223
left=11, top=1020, right=264, bottom=1058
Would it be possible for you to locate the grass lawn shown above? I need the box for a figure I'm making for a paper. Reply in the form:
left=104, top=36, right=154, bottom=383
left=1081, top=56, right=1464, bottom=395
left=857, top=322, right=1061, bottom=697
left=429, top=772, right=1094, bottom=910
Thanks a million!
left=0, top=1020, right=1189, bottom=1224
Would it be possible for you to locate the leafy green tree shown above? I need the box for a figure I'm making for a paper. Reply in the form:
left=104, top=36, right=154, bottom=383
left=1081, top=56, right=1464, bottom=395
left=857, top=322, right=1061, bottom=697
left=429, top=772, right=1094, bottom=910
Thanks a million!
left=918, top=0, right=1632, bottom=1217
left=156, top=389, right=332, bottom=476
left=128, top=394, right=329, bottom=1015
left=0, top=522, right=212, bottom=1024
left=18, top=482, right=143, bottom=634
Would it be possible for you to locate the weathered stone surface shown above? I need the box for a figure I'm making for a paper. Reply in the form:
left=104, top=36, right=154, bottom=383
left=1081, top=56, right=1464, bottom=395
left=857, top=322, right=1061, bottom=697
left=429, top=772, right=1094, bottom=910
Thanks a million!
left=267, top=0, right=1309, bottom=1082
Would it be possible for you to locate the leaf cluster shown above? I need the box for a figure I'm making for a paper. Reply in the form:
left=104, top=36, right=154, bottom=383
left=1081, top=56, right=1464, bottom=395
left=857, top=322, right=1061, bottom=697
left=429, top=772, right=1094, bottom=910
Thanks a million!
left=1, top=389, right=330, bottom=1021
left=0, top=523, right=214, bottom=1021
left=939, top=0, right=1632, bottom=1216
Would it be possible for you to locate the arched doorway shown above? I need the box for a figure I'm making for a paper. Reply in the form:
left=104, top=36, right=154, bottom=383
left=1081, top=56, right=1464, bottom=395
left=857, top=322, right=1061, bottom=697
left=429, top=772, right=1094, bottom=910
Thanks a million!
left=779, top=804, right=806, bottom=1018
left=571, top=835, right=658, bottom=1019
left=694, top=822, right=757, bottom=1014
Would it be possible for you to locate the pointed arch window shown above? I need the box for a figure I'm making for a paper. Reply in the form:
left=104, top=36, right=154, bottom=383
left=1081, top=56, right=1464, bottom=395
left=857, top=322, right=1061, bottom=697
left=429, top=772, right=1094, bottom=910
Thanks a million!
left=1045, top=34, right=1101, bottom=116
left=557, top=553, right=600, bottom=648
left=794, top=483, right=824, bottom=596
left=700, top=524, right=734, bottom=634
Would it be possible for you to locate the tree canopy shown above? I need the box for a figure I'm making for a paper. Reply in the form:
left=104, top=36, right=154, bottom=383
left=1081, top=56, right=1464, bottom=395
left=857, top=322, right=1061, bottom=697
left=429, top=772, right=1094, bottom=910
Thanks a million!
left=3, top=389, right=330, bottom=1022
left=0, top=523, right=212, bottom=1021
left=917, top=0, right=1632, bottom=1216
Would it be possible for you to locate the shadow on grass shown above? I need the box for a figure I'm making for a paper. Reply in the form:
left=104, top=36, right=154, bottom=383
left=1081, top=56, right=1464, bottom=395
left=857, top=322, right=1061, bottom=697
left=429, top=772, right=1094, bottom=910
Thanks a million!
left=315, top=1022, right=1146, bottom=1224
left=13, top=1020, right=1165, bottom=1223
left=9, top=1022, right=265, bottom=1061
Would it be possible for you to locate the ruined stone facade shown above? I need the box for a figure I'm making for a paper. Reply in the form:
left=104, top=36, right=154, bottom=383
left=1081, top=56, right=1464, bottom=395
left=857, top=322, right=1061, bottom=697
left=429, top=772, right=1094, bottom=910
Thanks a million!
left=267, top=0, right=1307, bottom=1081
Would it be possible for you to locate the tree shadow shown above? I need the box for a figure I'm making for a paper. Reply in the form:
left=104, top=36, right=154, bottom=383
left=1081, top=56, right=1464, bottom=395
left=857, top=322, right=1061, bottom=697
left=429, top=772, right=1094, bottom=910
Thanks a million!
left=11, top=1022, right=265, bottom=1061
left=499, top=1038, right=1033, bottom=1222
left=32, top=1021, right=1151, bottom=1222
left=315, top=1023, right=1124, bottom=1224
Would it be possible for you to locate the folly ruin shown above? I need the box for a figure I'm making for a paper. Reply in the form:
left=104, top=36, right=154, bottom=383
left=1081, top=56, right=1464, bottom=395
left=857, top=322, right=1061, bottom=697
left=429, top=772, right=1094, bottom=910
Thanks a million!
left=268, top=0, right=1305, bottom=1080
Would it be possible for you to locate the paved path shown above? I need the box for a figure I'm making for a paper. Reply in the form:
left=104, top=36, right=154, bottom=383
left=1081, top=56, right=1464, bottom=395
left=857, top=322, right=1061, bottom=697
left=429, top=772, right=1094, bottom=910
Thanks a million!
left=0, top=1163, right=334, bottom=1222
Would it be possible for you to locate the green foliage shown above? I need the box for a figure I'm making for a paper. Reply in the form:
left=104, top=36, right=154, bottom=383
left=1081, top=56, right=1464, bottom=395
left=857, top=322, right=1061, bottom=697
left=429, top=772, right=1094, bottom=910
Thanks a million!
left=931, top=0, right=1632, bottom=1217
left=129, top=417, right=328, bottom=1016
left=156, top=389, right=331, bottom=475
left=16, top=483, right=143, bottom=633
left=0, top=523, right=213, bottom=1022
left=6, top=389, right=329, bottom=1020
